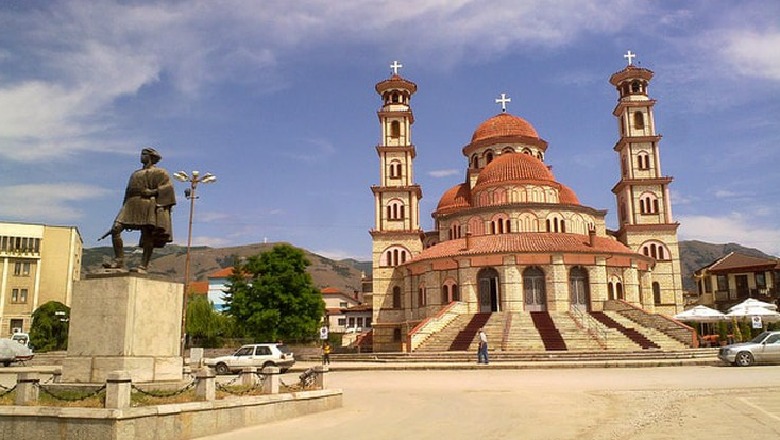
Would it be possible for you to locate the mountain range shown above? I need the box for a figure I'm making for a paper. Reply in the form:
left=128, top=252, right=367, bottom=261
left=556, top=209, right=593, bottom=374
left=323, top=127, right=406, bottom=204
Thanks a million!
left=82, top=240, right=776, bottom=295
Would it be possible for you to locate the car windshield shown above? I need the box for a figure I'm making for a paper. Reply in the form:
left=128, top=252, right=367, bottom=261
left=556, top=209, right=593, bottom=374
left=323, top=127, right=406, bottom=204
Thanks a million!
left=276, top=344, right=291, bottom=354
left=234, top=347, right=254, bottom=356
left=750, top=331, right=772, bottom=344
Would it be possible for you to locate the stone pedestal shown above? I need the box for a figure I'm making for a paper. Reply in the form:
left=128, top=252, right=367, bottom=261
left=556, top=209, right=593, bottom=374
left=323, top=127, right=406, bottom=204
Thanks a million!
left=62, top=273, right=184, bottom=383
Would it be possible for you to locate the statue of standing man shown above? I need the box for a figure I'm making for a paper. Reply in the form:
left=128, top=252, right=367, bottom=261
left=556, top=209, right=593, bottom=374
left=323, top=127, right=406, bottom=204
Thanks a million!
left=102, top=147, right=176, bottom=273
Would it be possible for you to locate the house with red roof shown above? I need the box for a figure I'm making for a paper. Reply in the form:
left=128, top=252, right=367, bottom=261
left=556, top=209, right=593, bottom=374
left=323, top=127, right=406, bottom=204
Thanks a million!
left=694, top=252, right=780, bottom=310
left=321, top=287, right=371, bottom=333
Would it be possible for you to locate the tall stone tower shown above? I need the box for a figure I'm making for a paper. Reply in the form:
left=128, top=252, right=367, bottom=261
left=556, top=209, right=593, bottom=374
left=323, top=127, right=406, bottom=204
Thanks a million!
left=609, top=51, right=683, bottom=315
left=370, top=62, right=423, bottom=351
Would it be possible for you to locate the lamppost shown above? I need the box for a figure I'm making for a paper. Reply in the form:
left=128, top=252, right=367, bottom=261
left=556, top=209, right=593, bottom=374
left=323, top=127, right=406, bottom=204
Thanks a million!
left=173, top=170, right=217, bottom=357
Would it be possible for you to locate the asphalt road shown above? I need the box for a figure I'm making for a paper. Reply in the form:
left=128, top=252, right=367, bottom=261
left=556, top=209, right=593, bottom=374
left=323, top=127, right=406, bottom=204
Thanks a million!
left=202, top=364, right=780, bottom=440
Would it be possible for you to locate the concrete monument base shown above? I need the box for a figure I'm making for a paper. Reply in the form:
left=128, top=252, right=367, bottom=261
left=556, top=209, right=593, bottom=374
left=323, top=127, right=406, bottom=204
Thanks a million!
left=62, top=273, right=184, bottom=383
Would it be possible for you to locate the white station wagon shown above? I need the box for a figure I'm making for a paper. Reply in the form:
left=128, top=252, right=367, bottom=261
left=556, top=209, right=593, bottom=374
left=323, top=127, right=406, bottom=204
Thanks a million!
left=206, top=343, right=295, bottom=374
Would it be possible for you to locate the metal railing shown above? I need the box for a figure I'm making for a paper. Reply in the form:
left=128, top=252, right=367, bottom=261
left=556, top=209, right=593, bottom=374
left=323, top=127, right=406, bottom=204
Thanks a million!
left=570, top=306, right=609, bottom=348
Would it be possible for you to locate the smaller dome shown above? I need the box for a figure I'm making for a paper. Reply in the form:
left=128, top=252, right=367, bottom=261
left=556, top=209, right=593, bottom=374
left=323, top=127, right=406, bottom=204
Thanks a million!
left=436, top=183, right=471, bottom=213
left=475, top=152, right=555, bottom=188
left=559, top=184, right=580, bottom=205
left=471, top=113, right=539, bottom=143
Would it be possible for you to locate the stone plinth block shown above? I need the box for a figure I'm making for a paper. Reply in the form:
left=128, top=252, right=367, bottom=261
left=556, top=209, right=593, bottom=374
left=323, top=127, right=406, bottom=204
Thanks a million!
left=62, top=273, right=184, bottom=383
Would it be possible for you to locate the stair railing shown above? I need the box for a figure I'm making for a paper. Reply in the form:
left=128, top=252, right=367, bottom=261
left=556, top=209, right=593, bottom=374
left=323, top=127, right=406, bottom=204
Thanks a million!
left=570, top=306, right=608, bottom=349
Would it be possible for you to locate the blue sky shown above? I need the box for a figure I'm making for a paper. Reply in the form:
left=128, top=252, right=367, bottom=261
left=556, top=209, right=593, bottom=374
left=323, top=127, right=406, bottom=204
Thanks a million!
left=1, top=1, right=779, bottom=260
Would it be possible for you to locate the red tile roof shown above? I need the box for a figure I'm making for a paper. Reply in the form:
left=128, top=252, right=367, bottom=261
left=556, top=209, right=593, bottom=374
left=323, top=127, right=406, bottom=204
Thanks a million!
left=188, top=281, right=209, bottom=295
left=407, top=232, right=642, bottom=263
left=209, top=267, right=235, bottom=278
left=706, top=252, right=778, bottom=273
left=475, top=152, right=554, bottom=187
left=471, top=113, right=539, bottom=142
left=321, top=287, right=341, bottom=294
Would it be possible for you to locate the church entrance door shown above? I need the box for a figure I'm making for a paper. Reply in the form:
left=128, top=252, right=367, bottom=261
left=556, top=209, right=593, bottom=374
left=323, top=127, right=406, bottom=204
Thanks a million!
left=523, top=267, right=547, bottom=312
left=477, top=268, right=500, bottom=313
left=570, top=266, right=590, bottom=313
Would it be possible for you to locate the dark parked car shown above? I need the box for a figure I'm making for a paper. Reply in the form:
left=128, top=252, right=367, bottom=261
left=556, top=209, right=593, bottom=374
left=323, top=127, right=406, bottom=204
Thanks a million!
left=718, top=331, right=780, bottom=367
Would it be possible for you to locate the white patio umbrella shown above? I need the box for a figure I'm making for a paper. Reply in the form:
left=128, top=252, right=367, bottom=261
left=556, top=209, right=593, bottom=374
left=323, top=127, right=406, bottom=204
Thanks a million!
left=728, top=298, right=778, bottom=312
left=673, top=305, right=727, bottom=322
left=726, top=305, right=780, bottom=322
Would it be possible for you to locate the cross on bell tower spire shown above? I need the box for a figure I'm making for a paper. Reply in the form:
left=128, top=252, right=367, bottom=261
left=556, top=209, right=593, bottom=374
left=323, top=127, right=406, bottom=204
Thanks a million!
left=390, top=60, right=403, bottom=75
left=624, top=50, right=636, bottom=66
left=495, top=93, right=511, bottom=113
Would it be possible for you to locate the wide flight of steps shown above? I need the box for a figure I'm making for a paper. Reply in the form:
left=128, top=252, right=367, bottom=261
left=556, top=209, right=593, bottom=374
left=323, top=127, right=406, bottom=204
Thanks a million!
left=414, top=308, right=694, bottom=353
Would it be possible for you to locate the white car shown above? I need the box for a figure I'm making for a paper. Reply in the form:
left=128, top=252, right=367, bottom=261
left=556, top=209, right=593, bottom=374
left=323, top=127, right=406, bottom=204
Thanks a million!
left=718, top=331, right=780, bottom=367
left=205, top=343, right=295, bottom=375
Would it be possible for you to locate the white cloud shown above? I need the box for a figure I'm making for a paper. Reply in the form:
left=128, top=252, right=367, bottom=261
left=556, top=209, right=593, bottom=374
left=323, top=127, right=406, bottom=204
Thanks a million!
left=719, top=30, right=780, bottom=81
left=0, top=183, right=110, bottom=222
left=678, top=213, right=780, bottom=256
left=428, top=169, right=459, bottom=178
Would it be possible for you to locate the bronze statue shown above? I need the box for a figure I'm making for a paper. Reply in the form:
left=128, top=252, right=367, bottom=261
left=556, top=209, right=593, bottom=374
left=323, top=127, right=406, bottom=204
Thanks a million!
left=102, top=147, right=176, bottom=273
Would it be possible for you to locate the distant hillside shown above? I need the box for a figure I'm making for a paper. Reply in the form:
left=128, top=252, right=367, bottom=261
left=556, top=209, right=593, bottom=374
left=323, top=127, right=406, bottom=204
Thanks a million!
left=82, top=239, right=776, bottom=295
left=82, top=242, right=366, bottom=295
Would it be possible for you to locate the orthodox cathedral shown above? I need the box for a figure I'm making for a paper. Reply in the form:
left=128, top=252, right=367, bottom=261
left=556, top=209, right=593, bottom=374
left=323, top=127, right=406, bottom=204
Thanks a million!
left=369, top=55, right=685, bottom=352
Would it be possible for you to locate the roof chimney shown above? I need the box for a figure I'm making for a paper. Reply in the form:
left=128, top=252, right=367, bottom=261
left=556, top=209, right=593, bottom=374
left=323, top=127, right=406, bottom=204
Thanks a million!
left=588, top=226, right=596, bottom=247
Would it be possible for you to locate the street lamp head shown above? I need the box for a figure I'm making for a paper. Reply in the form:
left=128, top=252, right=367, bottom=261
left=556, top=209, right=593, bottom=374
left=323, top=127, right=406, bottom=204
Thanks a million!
left=201, top=174, right=217, bottom=183
left=191, top=170, right=200, bottom=178
left=173, top=171, right=189, bottom=182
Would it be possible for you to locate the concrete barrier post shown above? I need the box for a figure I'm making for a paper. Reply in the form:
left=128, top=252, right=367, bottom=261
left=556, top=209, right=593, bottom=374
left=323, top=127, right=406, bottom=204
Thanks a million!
left=195, top=368, right=215, bottom=401
left=52, top=368, right=63, bottom=383
left=240, top=367, right=257, bottom=387
left=314, top=365, right=328, bottom=390
left=261, top=366, right=279, bottom=394
left=105, top=371, right=132, bottom=409
left=15, top=372, right=39, bottom=406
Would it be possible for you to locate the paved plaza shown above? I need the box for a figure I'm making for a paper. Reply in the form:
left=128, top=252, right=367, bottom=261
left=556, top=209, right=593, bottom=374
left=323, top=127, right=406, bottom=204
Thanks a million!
left=205, top=364, right=780, bottom=440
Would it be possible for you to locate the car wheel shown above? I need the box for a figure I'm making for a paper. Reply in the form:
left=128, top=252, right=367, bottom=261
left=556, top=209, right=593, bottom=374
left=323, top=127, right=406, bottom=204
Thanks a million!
left=215, top=363, right=230, bottom=375
left=735, top=351, right=754, bottom=367
left=280, top=368, right=289, bottom=374
left=262, top=361, right=275, bottom=371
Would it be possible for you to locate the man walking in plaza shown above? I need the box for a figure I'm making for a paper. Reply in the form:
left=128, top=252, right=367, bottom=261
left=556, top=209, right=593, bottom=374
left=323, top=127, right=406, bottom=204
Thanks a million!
left=477, top=328, right=489, bottom=364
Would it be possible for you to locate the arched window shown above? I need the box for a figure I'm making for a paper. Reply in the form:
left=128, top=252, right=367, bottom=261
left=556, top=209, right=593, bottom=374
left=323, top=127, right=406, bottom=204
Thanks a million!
left=390, top=120, right=401, bottom=138
left=631, top=81, right=641, bottom=93
left=389, top=160, right=402, bottom=179
left=633, top=111, right=645, bottom=130
left=490, top=214, right=510, bottom=235
left=381, top=246, right=410, bottom=267
left=471, top=154, right=479, bottom=169
left=452, top=284, right=459, bottom=301
left=449, top=223, right=461, bottom=240
left=441, top=285, right=449, bottom=304
left=641, top=241, right=670, bottom=260
left=392, top=93, right=399, bottom=103
left=639, top=193, right=658, bottom=214
left=637, top=152, right=650, bottom=170
left=418, top=285, right=426, bottom=307
left=386, top=199, right=405, bottom=220
left=392, top=286, right=402, bottom=308
left=546, top=215, right=565, bottom=233
left=652, top=282, right=661, bottom=305
left=522, top=148, right=532, bottom=155
left=485, top=150, right=494, bottom=164
left=502, top=147, right=514, bottom=154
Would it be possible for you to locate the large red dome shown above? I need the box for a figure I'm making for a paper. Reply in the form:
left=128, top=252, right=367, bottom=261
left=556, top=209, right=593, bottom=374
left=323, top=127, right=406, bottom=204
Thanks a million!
left=471, top=113, right=539, bottom=143
left=475, top=152, right=554, bottom=188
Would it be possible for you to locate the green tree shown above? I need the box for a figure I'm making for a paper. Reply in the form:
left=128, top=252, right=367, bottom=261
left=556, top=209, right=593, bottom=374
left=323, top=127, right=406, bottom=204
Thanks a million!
left=186, top=295, right=227, bottom=348
left=224, top=244, right=325, bottom=342
left=29, top=301, right=70, bottom=352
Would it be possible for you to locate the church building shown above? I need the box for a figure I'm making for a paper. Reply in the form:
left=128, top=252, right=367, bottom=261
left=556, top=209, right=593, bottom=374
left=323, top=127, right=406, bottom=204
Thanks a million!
left=370, top=55, right=685, bottom=352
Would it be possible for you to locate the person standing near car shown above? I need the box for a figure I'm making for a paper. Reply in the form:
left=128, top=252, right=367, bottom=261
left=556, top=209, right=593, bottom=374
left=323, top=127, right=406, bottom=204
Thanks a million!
left=322, top=341, right=332, bottom=365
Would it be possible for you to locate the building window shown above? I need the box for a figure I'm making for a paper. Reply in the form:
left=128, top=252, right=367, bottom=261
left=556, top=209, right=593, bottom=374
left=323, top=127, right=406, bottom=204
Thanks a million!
left=546, top=216, right=565, bottom=233
left=639, top=193, right=659, bottom=214
left=348, top=317, right=355, bottom=327
left=337, top=318, right=346, bottom=326
left=389, top=161, right=402, bottom=179
left=633, top=111, right=645, bottom=130
left=637, top=152, right=650, bottom=170
left=13, top=262, right=31, bottom=276
left=452, top=284, right=459, bottom=301
left=485, top=151, right=494, bottom=164
left=756, top=273, right=767, bottom=290
left=569, top=266, right=590, bottom=307
left=704, top=277, right=712, bottom=293
left=392, top=286, right=402, bottom=308
left=652, top=282, right=661, bottom=305
left=382, top=246, right=409, bottom=267
left=641, top=241, right=670, bottom=260
left=716, top=275, right=728, bottom=291
left=418, top=286, right=426, bottom=307
left=339, top=302, right=348, bottom=308
left=11, top=288, right=28, bottom=303
left=471, top=154, right=479, bottom=169
left=393, top=328, right=402, bottom=342
left=10, top=319, right=23, bottom=334
left=390, top=120, right=401, bottom=138
left=441, top=285, right=449, bottom=304
left=386, top=200, right=405, bottom=220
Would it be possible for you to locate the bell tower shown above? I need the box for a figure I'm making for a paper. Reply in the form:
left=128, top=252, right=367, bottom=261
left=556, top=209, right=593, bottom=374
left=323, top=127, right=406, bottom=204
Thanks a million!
left=610, top=51, right=683, bottom=314
left=370, top=61, right=423, bottom=351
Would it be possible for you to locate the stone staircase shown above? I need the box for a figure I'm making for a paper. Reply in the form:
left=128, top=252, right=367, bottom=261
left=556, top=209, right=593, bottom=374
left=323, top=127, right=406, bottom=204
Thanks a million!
left=414, top=306, right=695, bottom=353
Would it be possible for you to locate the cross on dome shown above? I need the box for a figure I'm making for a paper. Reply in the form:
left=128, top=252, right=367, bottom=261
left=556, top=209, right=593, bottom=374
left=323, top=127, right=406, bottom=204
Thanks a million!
left=390, top=60, right=403, bottom=75
left=495, top=93, right=511, bottom=113
left=624, top=50, right=636, bottom=66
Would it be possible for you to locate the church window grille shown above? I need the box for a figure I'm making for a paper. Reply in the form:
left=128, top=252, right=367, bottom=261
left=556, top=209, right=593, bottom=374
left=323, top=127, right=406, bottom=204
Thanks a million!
left=633, top=111, right=645, bottom=130
left=390, top=120, right=401, bottom=138
left=392, top=286, right=402, bottom=308
left=652, top=282, right=661, bottom=305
